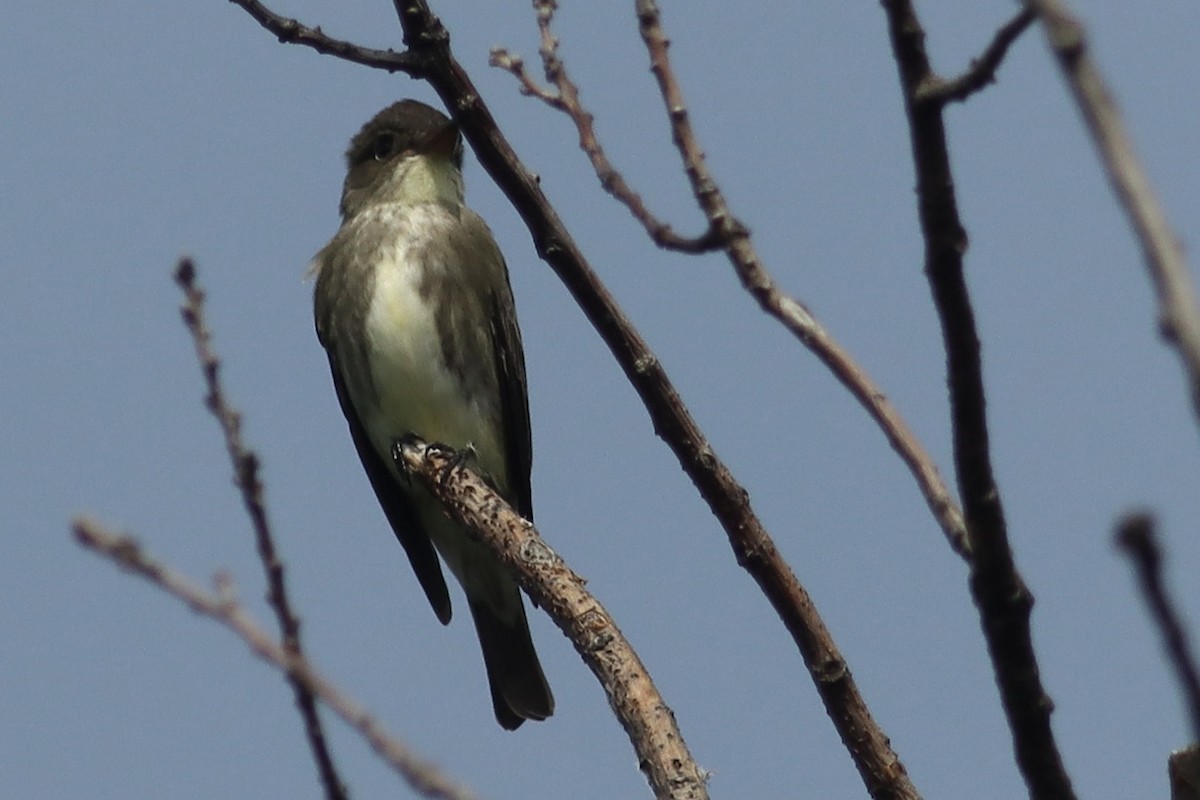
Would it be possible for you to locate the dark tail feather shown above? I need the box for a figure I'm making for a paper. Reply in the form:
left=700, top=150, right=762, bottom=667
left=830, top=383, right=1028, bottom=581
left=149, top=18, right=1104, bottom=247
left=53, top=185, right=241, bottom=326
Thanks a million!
left=468, top=598, right=554, bottom=730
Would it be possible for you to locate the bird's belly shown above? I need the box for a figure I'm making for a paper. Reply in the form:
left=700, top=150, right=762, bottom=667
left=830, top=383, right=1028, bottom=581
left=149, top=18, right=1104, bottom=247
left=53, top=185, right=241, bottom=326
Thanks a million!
left=359, top=258, right=502, bottom=475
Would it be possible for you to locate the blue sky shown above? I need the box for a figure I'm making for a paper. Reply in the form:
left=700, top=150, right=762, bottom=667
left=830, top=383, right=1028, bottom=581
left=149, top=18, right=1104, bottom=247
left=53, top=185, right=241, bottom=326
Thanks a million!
left=3, top=1, right=1199, bottom=797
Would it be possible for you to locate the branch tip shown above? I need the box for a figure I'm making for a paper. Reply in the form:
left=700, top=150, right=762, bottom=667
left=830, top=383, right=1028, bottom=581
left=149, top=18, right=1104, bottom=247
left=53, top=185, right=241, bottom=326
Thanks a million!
left=1115, top=512, right=1200, bottom=742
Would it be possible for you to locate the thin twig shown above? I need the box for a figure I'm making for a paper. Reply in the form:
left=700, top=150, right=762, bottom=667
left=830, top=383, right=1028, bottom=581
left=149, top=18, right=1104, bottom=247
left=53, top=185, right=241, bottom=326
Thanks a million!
left=1024, top=0, right=1200, bottom=432
left=487, top=51, right=562, bottom=107
left=71, top=518, right=476, bottom=800
left=225, top=0, right=416, bottom=72
left=173, top=259, right=347, bottom=800
left=1115, top=513, right=1200, bottom=743
left=393, top=438, right=709, bottom=800
left=880, top=2, right=1076, bottom=798
left=917, top=9, right=1037, bottom=106
left=489, top=1, right=722, bottom=253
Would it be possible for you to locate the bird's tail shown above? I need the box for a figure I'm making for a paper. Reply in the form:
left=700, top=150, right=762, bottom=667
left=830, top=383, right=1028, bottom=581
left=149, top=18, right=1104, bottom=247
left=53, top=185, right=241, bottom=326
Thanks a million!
left=468, top=595, right=554, bottom=730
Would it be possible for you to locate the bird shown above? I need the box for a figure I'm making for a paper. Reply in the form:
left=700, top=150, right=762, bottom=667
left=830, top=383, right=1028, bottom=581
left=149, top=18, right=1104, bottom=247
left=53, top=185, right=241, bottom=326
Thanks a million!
left=310, top=99, right=553, bottom=729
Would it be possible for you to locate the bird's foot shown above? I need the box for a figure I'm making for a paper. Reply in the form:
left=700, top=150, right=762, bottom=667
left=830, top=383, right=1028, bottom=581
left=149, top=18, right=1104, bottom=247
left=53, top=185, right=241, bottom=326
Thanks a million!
left=427, top=440, right=477, bottom=485
left=391, top=435, right=477, bottom=486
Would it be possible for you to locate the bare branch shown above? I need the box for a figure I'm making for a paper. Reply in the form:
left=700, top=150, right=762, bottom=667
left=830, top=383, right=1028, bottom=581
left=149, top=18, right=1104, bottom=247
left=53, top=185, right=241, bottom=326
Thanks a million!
left=489, top=1, right=722, bottom=253
left=487, top=50, right=563, bottom=107
left=1024, top=0, right=1200, bottom=432
left=880, top=1, right=1077, bottom=797
left=917, top=9, right=1037, bottom=106
left=1116, top=513, right=1200, bottom=743
left=226, top=0, right=418, bottom=73
left=630, top=0, right=970, bottom=562
left=173, top=258, right=346, bottom=800
left=72, top=518, right=476, bottom=800
left=393, top=438, right=709, bottom=800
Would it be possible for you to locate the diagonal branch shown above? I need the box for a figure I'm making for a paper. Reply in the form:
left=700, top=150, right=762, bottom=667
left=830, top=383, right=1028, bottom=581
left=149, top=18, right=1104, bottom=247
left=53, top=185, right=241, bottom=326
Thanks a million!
left=173, top=259, right=347, bottom=800
left=1022, top=0, right=1200, bottom=434
left=226, top=0, right=418, bottom=73
left=629, top=0, right=970, bottom=563
left=392, top=439, right=709, bottom=800
left=72, top=518, right=475, bottom=800
left=880, top=1, right=1076, bottom=798
left=492, top=0, right=968, bottom=563
left=917, top=9, right=1037, bottom=106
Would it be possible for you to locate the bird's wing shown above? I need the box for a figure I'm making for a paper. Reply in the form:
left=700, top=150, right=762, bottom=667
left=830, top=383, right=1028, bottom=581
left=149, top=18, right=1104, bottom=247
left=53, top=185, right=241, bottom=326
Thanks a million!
left=488, top=270, right=534, bottom=522
left=326, top=354, right=454, bottom=624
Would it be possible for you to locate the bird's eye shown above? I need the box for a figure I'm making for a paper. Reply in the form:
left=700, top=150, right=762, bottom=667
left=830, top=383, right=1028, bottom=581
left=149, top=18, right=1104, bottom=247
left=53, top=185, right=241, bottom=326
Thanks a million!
left=372, top=133, right=397, bottom=161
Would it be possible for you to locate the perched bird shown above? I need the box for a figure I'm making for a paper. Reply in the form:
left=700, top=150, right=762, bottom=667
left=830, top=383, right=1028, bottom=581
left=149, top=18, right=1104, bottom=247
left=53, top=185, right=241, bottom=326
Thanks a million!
left=311, top=99, right=553, bottom=729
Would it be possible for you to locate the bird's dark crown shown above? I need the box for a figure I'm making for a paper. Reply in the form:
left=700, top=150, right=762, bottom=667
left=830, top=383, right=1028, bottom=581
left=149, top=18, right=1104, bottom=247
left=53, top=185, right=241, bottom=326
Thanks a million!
left=345, top=99, right=463, bottom=171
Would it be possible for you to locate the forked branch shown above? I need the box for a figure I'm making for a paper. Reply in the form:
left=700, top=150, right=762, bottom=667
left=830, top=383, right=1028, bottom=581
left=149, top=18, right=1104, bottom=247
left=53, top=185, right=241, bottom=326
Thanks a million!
left=881, top=0, right=1075, bottom=796
left=227, top=0, right=417, bottom=72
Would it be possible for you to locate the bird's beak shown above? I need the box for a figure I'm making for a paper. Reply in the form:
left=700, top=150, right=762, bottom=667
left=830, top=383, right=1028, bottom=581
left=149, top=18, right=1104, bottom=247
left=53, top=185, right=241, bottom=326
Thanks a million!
left=418, top=120, right=459, bottom=160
